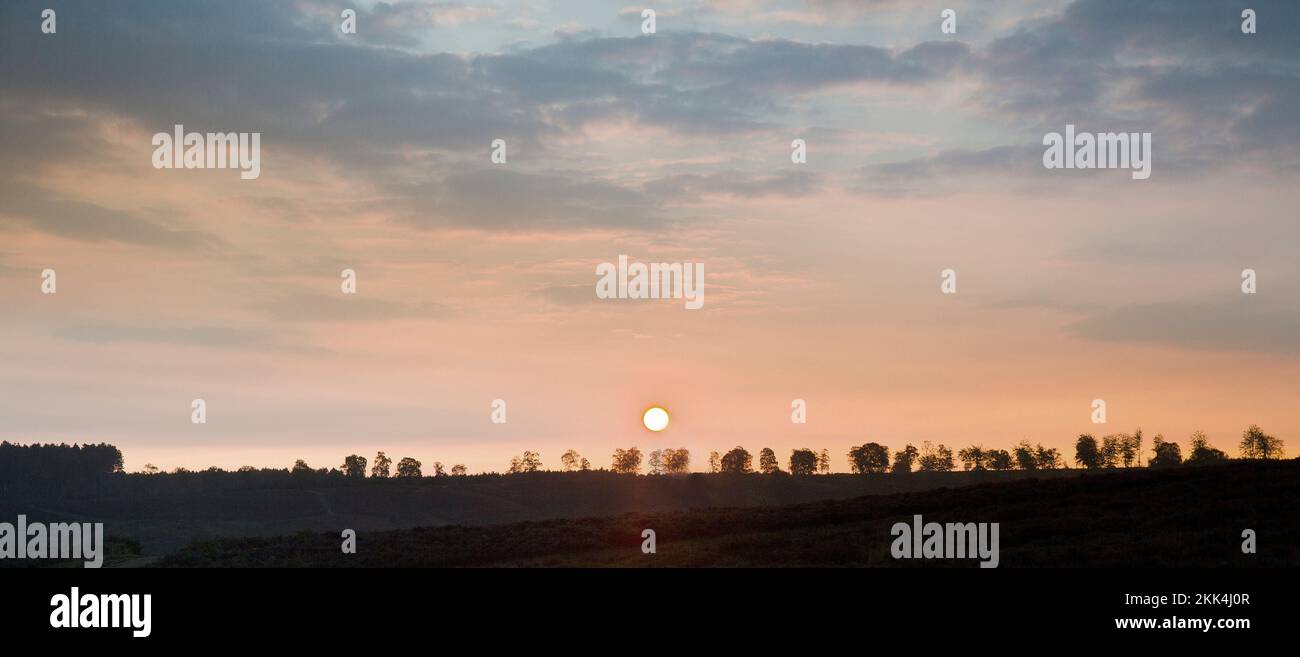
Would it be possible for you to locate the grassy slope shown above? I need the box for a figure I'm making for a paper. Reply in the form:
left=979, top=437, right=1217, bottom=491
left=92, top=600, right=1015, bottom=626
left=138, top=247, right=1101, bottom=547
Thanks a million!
left=154, top=459, right=1298, bottom=567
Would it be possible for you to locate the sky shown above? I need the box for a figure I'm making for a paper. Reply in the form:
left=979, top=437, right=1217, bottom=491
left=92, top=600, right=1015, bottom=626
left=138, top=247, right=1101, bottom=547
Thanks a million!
left=1, top=0, right=1297, bottom=473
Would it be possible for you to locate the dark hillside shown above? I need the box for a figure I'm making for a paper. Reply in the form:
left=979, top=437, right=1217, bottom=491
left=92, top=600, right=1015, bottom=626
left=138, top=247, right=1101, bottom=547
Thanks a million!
left=153, top=459, right=1298, bottom=567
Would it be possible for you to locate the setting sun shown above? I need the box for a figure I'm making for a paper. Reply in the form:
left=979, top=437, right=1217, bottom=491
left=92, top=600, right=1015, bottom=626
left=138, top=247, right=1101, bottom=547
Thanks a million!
left=642, top=406, right=670, bottom=432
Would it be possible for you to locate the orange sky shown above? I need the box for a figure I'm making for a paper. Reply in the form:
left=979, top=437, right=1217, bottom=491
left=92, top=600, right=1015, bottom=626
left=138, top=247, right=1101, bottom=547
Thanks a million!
left=1, top=0, right=1297, bottom=472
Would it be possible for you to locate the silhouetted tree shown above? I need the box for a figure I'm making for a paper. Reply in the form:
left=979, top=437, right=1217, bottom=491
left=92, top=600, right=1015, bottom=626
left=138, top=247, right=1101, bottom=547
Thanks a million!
left=142, top=463, right=160, bottom=475
left=758, top=448, right=780, bottom=474
left=0, top=443, right=127, bottom=499
left=612, top=447, right=643, bottom=474
left=720, top=447, right=753, bottom=473
left=661, top=448, right=690, bottom=474
left=986, top=449, right=1014, bottom=471
left=1035, top=444, right=1063, bottom=469
left=1130, top=429, right=1144, bottom=467
left=708, top=451, right=721, bottom=473
left=1117, top=433, right=1138, bottom=468
left=560, top=449, right=586, bottom=472
left=789, top=448, right=818, bottom=475
left=1239, top=424, right=1283, bottom=460
left=1100, top=435, right=1122, bottom=468
left=957, top=445, right=987, bottom=471
left=892, top=444, right=918, bottom=473
left=507, top=451, right=542, bottom=474
left=291, top=459, right=313, bottom=476
left=450, top=464, right=468, bottom=476
left=341, top=454, right=367, bottom=478
left=396, top=457, right=422, bottom=477
left=918, top=442, right=954, bottom=472
left=648, top=449, right=664, bottom=475
left=432, top=462, right=447, bottom=477
left=848, top=443, right=890, bottom=473
left=1187, top=431, right=1228, bottom=463
left=1013, top=442, right=1037, bottom=470
left=1149, top=434, right=1182, bottom=467
left=370, top=451, right=392, bottom=478
left=1074, top=434, right=1102, bottom=469
left=816, top=448, right=830, bottom=474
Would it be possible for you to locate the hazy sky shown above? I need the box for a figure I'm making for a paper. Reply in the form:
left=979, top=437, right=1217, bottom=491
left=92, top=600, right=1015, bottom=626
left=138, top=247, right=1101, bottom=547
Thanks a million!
left=1, top=0, right=1297, bottom=472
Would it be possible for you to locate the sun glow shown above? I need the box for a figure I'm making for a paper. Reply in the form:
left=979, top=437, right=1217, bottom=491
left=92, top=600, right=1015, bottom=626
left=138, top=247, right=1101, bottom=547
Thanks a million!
left=642, top=406, right=669, bottom=432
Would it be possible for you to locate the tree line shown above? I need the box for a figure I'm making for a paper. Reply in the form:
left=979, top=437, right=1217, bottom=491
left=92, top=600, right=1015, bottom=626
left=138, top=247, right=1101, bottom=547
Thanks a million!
left=0, top=424, right=1285, bottom=494
left=591, top=424, right=1283, bottom=475
left=0, top=441, right=124, bottom=497
left=1073, top=425, right=1283, bottom=468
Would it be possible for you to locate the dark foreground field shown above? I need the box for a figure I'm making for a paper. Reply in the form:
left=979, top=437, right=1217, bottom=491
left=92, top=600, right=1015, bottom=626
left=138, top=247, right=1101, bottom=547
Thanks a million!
left=2, top=466, right=1086, bottom=556
left=156, top=460, right=1298, bottom=567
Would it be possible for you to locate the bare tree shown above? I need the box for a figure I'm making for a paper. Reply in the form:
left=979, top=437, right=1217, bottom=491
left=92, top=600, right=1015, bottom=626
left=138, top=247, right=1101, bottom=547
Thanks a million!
left=648, top=449, right=664, bottom=475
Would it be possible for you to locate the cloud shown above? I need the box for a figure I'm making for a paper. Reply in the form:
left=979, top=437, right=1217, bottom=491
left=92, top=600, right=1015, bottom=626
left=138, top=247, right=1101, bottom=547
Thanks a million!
left=1, top=0, right=1296, bottom=221
left=0, top=180, right=216, bottom=247
left=1068, top=294, right=1300, bottom=355
left=397, top=169, right=664, bottom=231
left=249, top=292, right=448, bottom=322
left=0, top=3, right=968, bottom=170
left=968, top=0, right=1300, bottom=167
left=644, top=169, right=820, bottom=199
left=537, top=283, right=598, bottom=306
left=651, top=36, right=968, bottom=96
left=53, top=323, right=316, bottom=352
left=853, top=145, right=1043, bottom=195
left=306, top=1, right=499, bottom=47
